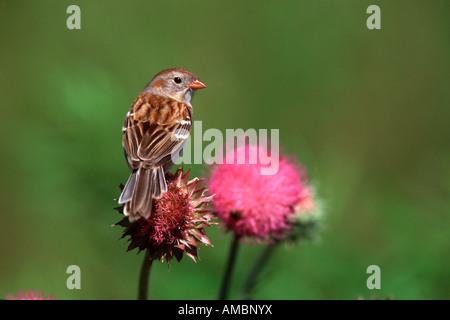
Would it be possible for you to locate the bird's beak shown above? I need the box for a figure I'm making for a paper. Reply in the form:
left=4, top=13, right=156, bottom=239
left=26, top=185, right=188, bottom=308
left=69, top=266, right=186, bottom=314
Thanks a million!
left=188, top=78, right=206, bottom=89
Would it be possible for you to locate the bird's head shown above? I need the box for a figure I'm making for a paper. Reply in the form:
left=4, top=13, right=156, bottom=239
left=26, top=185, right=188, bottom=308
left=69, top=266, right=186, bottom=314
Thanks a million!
left=146, top=68, right=206, bottom=104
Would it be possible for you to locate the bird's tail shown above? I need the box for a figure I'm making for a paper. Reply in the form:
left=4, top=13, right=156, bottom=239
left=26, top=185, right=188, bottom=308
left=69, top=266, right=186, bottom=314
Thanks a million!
left=118, top=166, right=168, bottom=221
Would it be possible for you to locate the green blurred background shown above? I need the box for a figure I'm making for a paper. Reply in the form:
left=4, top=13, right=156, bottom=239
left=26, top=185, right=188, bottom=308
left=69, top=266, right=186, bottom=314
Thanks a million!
left=0, top=1, right=448, bottom=300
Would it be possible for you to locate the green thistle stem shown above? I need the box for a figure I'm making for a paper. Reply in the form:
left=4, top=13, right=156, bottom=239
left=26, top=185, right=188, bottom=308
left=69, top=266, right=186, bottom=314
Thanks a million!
left=240, top=240, right=280, bottom=299
left=218, top=233, right=240, bottom=300
left=138, top=249, right=153, bottom=300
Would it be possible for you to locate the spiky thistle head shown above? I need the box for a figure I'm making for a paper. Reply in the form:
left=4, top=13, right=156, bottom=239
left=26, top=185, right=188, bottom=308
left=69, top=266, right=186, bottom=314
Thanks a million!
left=115, top=167, right=215, bottom=265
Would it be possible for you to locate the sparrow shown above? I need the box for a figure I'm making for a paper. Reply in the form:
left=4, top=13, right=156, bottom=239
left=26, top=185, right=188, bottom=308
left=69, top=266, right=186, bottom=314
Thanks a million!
left=118, top=68, right=206, bottom=221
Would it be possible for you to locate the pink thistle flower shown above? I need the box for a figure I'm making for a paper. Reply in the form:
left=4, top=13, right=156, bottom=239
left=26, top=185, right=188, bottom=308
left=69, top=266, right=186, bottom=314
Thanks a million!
left=209, top=143, right=310, bottom=242
left=115, top=167, right=215, bottom=264
left=5, top=289, right=56, bottom=300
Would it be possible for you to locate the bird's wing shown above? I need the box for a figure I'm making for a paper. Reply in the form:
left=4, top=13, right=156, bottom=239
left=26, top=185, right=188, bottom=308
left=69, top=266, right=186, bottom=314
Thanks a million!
left=122, top=94, right=192, bottom=170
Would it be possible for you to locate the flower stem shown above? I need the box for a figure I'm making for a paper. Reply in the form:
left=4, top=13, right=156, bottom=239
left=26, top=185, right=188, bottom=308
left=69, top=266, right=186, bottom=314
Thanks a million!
left=240, top=240, right=279, bottom=299
left=218, top=233, right=240, bottom=300
left=137, top=249, right=153, bottom=300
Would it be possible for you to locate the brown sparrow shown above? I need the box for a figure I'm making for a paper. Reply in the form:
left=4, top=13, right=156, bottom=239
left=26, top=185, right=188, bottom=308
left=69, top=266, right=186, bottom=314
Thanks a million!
left=118, top=68, right=206, bottom=221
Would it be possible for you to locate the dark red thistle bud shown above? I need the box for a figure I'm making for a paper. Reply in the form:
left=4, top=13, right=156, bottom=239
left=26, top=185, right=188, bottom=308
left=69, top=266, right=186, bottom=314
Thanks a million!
left=115, top=167, right=215, bottom=265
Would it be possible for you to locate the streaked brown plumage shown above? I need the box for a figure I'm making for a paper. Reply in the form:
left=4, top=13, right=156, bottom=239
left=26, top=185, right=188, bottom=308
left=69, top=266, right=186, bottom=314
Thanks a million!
left=119, top=68, right=206, bottom=221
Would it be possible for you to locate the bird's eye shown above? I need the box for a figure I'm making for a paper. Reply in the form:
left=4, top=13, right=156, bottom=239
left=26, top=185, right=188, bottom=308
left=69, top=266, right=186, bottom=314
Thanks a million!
left=173, top=77, right=182, bottom=84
